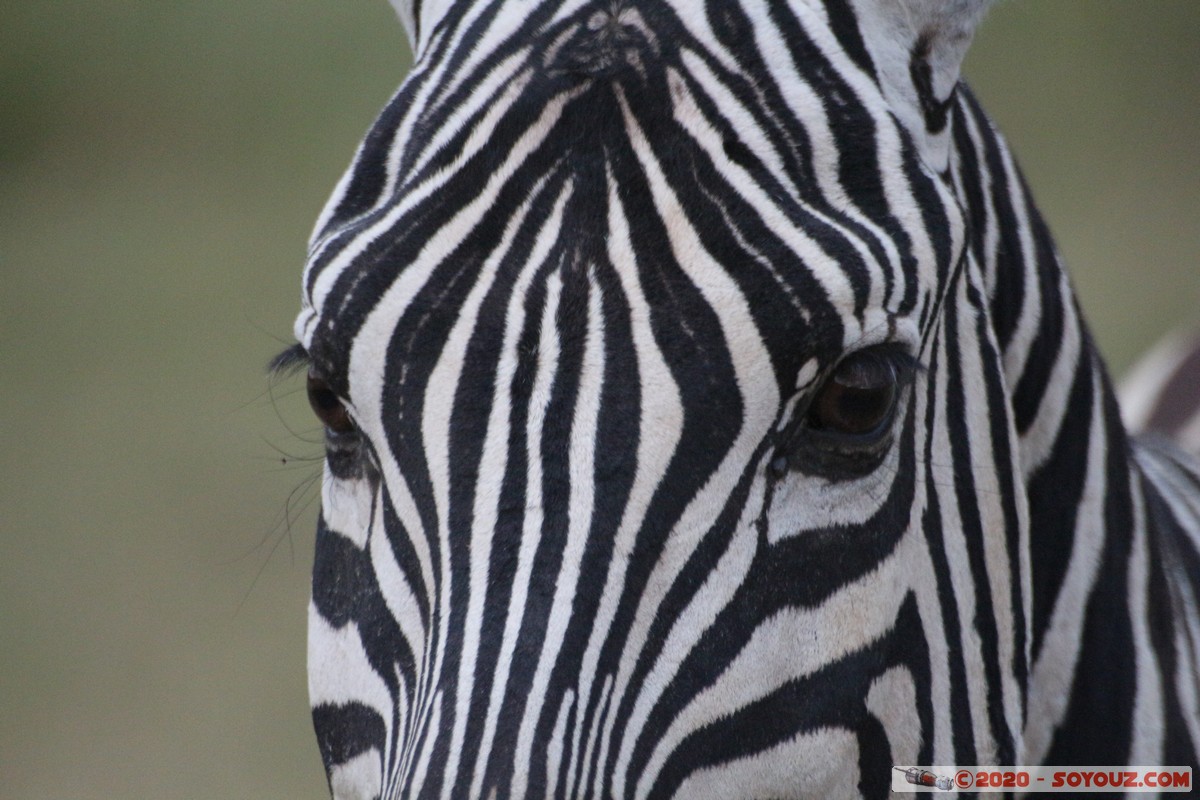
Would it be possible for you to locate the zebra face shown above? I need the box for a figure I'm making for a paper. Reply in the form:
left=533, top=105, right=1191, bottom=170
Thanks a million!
left=291, top=1, right=1032, bottom=798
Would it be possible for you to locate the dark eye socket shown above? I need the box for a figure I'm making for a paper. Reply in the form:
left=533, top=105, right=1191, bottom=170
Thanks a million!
left=806, top=349, right=907, bottom=437
left=306, top=369, right=357, bottom=434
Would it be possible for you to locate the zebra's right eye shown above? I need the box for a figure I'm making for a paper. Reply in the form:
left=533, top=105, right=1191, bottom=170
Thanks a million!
left=306, top=369, right=357, bottom=435
left=774, top=346, right=920, bottom=479
left=807, top=349, right=902, bottom=438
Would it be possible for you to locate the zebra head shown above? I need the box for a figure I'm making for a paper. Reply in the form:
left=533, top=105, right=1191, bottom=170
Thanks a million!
left=284, top=1, right=1186, bottom=797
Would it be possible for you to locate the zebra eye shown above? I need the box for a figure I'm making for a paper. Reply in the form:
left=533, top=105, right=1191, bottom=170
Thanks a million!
left=307, top=369, right=357, bottom=434
left=807, top=350, right=901, bottom=437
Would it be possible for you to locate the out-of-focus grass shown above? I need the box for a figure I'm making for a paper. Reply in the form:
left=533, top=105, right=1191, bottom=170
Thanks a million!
left=0, top=3, right=1195, bottom=798
left=1, top=3, right=406, bottom=797
left=967, top=2, right=1200, bottom=372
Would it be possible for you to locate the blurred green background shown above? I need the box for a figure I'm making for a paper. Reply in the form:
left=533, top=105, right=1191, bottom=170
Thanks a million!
left=1, top=2, right=1196, bottom=798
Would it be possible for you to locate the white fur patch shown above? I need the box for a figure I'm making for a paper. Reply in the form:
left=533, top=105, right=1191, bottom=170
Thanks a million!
left=668, top=728, right=861, bottom=800
left=329, top=748, right=383, bottom=800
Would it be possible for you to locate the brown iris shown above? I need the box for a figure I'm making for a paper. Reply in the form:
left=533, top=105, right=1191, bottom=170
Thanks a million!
left=306, top=369, right=356, bottom=434
left=807, top=351, right=900, bottom=436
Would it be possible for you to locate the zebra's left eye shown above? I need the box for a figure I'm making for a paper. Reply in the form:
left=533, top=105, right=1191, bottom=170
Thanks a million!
left=807, top=349, right=902, bottom=437
left=307, top=369, right=357, bottom=435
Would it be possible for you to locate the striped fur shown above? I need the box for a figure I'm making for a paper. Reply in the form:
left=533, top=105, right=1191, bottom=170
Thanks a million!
left=285, top=1, right=1200, bottom=797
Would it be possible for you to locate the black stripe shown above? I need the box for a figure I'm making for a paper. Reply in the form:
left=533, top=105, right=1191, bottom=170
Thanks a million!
left=1045, top=367, right=1136, bottom=764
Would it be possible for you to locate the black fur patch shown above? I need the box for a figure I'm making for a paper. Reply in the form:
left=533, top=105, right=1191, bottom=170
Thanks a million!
left=542, top=4, right=660, bottom=81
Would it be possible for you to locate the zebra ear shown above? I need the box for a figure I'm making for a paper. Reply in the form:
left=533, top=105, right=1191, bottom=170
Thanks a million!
left=850, top=0, right=994, bottom=171
left=386, top=0, right=420, bottom=53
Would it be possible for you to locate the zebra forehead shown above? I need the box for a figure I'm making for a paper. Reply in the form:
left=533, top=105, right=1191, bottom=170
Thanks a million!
left=311, top=145, right=908, bottom=389
left=299, top=0, right=971, bottom=378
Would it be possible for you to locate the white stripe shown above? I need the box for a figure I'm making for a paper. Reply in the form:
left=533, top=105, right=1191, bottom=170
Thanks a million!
left=953, top=269, right=1026, bottom=753
left=308, top=606, right=394, bottom=717
left=1019, top=269, right=1082, bottom=476
left=668, top=729, right=861, bottom=799
left=430, top=173, right=562, bottom=800
left=321, top=463, right=377, bottom=549
left=907, top=330, right=955, bottom=766
left=544, top=689, right=575, bottom=800
left=627, top=493, right=762, bottom=799
left=406, top=690, right=442, bottom=798
left=580, top=674, right=615, bottom=798
left=727, top=7, right=900, bottom=312
left=330, top=749, right=383, bottom=800
left=613, top=88, right=782, bottom=796
left=660, top=0, right=742, bottom=78
left=581, top=170, right=687, bottom=800
left=659, top=65, right=857, bottom=334
left=466, top=182, right=575, bottom=797
left=505, top=268, right=562, bottom=800
left=369, top=490, right=427, bottom=701
left=560, top=275, right=607, bottom=799
left=408, top=55, right=532, bottom=180
left=637, top=535, right=918, bottom=799
left=1125, top=472, right=1165, bottom=766
left=391, top=667, right=413, bottom=795
left=1024, top=366, right=1108, bottom=764
left=510, top=263, right=606, bottom=799
left=994, top=142, right=1042, bottom=414
left=344, top=86, right=582, bottom=760
left=787, top=0, right=948, bottom=324
left=927, top=301, right=995, bottom=762
left=866, top=666, right=921, bottom=780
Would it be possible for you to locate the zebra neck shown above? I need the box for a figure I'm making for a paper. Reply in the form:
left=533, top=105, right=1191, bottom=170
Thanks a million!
left=950, top=85, right=1179, bottom=765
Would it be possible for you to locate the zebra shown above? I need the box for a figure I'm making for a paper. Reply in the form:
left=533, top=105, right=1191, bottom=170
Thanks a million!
left=275, top=0, right=1200, bottom=797
left=1122, top=327, right=1200, bottom=459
